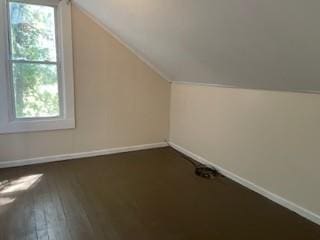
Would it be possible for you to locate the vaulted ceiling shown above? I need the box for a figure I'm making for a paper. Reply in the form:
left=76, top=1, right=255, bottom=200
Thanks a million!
left=74, top=0, right=320, bottom=93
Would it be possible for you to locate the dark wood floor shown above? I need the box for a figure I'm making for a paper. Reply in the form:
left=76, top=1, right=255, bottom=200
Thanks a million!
left=0, top=147, right=319, bottom=240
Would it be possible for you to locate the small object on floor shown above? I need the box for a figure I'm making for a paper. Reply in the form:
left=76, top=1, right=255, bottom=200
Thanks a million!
left=180, top=152, right=221, bottom=179
left=195, top=166, right=219, bottom=179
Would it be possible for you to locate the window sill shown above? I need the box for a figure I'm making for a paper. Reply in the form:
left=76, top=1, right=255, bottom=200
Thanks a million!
left=0, top=118, right=75, bottom=134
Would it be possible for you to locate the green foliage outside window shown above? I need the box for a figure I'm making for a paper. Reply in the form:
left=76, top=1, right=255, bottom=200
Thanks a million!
left=10, top=2, right=60, bottom=118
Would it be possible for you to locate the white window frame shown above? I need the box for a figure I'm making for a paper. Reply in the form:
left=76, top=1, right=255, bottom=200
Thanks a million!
left=0, top=0, right=75, bottom=134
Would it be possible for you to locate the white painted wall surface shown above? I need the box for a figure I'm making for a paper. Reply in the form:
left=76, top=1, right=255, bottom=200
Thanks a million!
left=170, top=82, right=320, bottom=217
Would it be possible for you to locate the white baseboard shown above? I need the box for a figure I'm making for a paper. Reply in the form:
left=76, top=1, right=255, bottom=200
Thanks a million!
left=169, top=141, right=320, bottom=226
left=0, top=142, right=168, bottom=169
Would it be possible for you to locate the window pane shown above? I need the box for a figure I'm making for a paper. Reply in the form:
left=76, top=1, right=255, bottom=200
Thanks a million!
left=12, top=63, right=60, bottom=118
left=9, top=2, right=57, bottom=62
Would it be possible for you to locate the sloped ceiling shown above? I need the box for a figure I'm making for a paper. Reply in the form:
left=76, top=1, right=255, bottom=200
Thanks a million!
left=74, top=0, right=320, bottom=93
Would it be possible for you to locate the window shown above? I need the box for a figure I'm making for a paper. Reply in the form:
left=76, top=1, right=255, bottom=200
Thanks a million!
left=0, top=0, right=74, bottom=134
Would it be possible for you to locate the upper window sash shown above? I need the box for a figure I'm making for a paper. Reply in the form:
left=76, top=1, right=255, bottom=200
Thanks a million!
left=9, top=0, right=61, bottom=7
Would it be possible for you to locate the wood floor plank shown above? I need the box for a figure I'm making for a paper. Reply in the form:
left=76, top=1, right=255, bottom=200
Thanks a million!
left=33, top=165, right=72, bottom=240
left=50, top=162, right=96, bottom=240
left=44, top=166, right=72, bottom=240
left=0, top=168, right=23, bottom=240
left=71, top=159, right=122, bottom=240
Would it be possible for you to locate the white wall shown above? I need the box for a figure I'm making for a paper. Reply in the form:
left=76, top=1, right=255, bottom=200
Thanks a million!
left=0, top=6, right=170, bottom=162
left=170, top=82, right=320, bottom=216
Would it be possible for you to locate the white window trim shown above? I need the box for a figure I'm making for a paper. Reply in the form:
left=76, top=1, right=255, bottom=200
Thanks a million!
left=0, top=0, right=75, bottom=134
